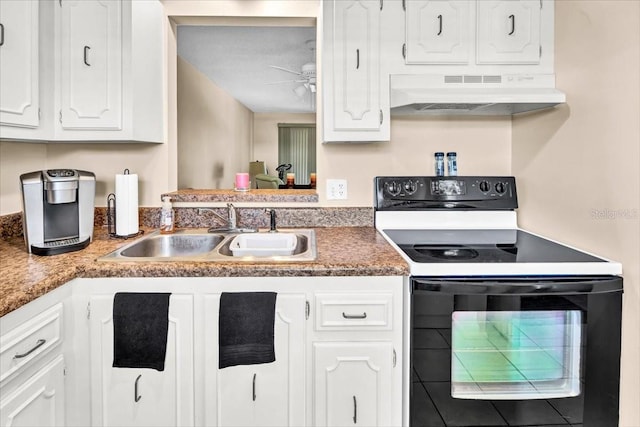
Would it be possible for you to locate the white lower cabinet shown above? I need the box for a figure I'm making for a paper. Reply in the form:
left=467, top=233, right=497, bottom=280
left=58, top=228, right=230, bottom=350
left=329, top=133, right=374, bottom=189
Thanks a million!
left=0, top=287, right=70, bottom=427
left=2, top=276, right=404, bottom=427
left=313, top=342, right=393, bottom=427
left=0, top=355, right=65, bottom=427
left=88, top=293, right=194, bottom=427
left=204, top=293, right=306, bottom=427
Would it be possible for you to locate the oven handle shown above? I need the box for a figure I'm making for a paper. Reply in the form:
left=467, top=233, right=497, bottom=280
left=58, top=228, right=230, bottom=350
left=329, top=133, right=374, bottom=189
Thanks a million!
left=412, top=276, right=622, bottom=295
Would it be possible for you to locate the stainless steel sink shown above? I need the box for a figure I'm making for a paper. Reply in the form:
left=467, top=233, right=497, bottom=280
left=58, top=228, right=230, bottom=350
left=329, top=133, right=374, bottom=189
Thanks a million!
left=98, top=228, right=317, bottom=262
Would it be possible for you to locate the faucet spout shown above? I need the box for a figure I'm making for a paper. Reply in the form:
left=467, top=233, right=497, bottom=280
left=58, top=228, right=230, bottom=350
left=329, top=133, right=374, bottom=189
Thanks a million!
left=227, top=203, right=237, bottom=229
left=198, top=205, right=256, bottom=233
left=197, top=208, right=228, bottom=227
left=265, top=209, right=278, bottom=232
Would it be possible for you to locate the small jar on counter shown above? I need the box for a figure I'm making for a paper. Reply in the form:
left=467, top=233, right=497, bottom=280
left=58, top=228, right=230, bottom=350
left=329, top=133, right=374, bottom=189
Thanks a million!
left=447, top=152, right=457, bottom=176
left=434, top=152, right=445, bottom=176
left=286, top=173, right=295, bottom=188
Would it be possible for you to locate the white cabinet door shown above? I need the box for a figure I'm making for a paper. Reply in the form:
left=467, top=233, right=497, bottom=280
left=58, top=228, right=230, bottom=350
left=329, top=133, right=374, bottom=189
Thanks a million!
left=204, top=293, right=306, bottom=427
left=405, top=0, right=470, bottom=64
left=0, top=355, right=65, bottom=427
left=476, top=0, right=541, bottom=64
left=323, top=0, right=389, bottom=142
left=59, top=0, right=122, bottom=129
left=89, top=294, right=194, bottom=427
left=314, top=342, right=393, bottom=427
left=0, top=0, right=39, bottom=128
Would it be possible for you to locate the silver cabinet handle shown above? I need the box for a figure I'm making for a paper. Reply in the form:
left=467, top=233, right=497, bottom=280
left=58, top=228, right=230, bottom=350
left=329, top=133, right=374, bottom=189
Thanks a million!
left=342, top=312, right=367, bottom=319
left=353, top=395, right=357, bottom=424
left=0, top=23, right=4, bottom=47
left=13, top=339, right=46, bottom=359
left=252, top=373, right=257, bottom=401
left=134, top=374, right=142, bottom=402
left=356, top=49, right=360, bottom=69
left=84, top=45, right=91, bottom=66
left=437, top=14, right=443, bottom=35
left=508, top=14, right=515, bottom=35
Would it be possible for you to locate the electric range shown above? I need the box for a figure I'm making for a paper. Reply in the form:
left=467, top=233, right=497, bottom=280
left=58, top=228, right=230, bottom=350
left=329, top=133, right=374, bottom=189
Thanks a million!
left=374, top=176, right=624, bottom=427
left=374, top=176, right=621, bottom=276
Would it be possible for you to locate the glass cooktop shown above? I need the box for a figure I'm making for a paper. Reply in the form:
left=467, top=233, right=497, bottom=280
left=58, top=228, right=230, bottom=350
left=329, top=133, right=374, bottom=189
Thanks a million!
left=384, top=229, right=607, bottom=264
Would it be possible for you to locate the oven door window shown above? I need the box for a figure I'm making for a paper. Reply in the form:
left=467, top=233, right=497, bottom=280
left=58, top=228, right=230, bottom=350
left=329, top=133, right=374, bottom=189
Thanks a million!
left=451, top=310, right=582, bottom=400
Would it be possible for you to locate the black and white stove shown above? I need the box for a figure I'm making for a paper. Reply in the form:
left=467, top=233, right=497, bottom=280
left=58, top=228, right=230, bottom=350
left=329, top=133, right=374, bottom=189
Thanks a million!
left=375, top=176, right=624, bottom=427
left=374, top=176, right=621, bottom=276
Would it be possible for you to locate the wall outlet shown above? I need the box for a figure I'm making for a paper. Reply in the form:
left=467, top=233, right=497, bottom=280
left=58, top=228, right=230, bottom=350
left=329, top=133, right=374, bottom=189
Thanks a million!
left=326, top=179, right=348, bottom=200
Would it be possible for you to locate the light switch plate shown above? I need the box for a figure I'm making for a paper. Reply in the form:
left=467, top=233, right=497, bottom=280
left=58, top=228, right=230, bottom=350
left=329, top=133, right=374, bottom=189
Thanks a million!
left=326, top=179, right=348, bottom=200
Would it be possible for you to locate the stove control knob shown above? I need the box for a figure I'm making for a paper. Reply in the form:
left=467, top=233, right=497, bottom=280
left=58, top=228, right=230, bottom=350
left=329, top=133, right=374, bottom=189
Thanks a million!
left=386, top=181, right=401, bottom=196
left=479, top=180, right=491, bottom=192
left=495, top=182, right=506, bottom=194
left=404, top=180, right=417, bottom=195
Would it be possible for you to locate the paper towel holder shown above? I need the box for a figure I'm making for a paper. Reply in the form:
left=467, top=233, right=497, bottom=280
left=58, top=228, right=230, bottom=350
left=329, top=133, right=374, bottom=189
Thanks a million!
left=107, top=169, right=143, bottom=239
left=107, top=193, right=143, bottom=239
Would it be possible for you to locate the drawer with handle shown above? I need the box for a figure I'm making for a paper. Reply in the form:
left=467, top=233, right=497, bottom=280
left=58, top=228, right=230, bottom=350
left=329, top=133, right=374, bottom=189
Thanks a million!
left=1, top=303, right=63, bottom=384
left=314, top=293, right=393, bottom=331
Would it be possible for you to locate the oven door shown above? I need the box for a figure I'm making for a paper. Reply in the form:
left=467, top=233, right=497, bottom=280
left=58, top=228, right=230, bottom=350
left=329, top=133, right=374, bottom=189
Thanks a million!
left=411, top=276, right=623, bottom=427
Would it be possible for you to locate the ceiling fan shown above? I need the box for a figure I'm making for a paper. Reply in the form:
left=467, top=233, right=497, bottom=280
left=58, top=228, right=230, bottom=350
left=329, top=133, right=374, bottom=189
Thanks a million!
left=266, top=40, right=316, bottom=99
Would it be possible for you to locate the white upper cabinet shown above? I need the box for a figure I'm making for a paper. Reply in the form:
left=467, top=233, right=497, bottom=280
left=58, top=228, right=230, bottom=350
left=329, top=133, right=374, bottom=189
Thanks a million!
left=476, top=0, right=541, bottom=64
left=0, top=0, right=39, bottom=129
left=323, top=0, right=390, bottom=142
left=0, top=0, right=165, bottom=143
left=402, top=0, right=551, bottom=72
left=405, top=0, right=470, bottom=64
left=58, top=0, right=122, bottom=130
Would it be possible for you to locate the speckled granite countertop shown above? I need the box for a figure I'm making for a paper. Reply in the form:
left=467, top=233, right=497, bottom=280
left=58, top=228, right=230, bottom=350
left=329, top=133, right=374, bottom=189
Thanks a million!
left=0, top=226, right=409, bottom=317
left=163, top=189, right=319, bottom=203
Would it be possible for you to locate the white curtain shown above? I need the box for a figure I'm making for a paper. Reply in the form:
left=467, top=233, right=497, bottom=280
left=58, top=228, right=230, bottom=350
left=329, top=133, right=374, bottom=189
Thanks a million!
left=278, top=124, right=316, bottom=185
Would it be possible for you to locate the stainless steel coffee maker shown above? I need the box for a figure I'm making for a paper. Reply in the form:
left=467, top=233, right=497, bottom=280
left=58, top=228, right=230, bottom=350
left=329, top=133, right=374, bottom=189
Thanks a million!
left=20, top=169, right=96, bottom=255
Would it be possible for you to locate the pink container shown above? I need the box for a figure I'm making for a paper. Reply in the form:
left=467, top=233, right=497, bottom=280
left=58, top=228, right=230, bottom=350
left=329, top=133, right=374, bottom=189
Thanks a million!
left=235, top=173, right=250, bottom=190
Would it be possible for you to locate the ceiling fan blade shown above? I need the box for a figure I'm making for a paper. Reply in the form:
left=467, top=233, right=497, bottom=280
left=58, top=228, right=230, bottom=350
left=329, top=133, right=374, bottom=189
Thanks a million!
left=265, top=79, right=307, bottom=85
left=269, top=65, right=302, bottom=76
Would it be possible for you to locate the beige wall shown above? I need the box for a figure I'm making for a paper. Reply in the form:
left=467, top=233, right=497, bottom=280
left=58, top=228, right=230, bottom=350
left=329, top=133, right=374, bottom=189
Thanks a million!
left=0, top=142, right=47, bottom=213
left=177, top=57, right=253, bottom=189
left=512, top=2, right=640, bottom=425
left=0, top=140, right=169, bottom=213
left=252, top=112, right=316, bottom=176
left=319, top=116, right=511, bottom=205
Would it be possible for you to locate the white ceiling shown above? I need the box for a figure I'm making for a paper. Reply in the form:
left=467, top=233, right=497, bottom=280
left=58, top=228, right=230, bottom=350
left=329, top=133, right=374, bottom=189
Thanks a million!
left=177, top=26, right=317, bottom=114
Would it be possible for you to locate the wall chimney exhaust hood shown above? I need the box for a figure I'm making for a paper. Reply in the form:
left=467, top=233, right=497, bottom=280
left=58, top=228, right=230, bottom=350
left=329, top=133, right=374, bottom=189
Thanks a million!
left=390, top=74, right=566, bottom=116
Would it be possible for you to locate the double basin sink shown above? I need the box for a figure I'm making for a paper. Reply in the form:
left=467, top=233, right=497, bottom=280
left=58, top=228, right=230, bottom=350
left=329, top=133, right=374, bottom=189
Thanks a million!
left=98, top=228, right=316, bottom=262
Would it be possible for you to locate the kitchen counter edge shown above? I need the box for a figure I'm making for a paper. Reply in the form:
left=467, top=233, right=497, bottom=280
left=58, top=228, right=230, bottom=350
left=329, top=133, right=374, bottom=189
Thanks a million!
left=0, top=226, right=409, bottom=317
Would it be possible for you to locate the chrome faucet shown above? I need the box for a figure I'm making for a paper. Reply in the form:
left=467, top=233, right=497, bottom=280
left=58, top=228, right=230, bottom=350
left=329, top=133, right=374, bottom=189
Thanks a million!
left=198, top=204, right=256, bottom=233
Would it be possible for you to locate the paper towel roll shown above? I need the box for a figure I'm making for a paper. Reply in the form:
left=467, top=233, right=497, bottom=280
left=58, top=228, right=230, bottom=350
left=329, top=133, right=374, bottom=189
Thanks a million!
left=115, top=172, right=139, bottom=236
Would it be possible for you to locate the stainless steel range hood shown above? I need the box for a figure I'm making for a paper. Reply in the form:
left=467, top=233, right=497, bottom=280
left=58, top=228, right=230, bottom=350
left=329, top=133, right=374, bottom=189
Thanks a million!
left=390, top=74, right=566, bottom=116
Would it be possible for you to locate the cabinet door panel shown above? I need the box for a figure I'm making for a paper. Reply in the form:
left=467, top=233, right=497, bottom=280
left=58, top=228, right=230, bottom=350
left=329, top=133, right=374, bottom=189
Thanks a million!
left=89, top=294, right=194, bottom=427
left=314, top=342, right=393, bottom=427
left=477, top=0, right=541, bottom=64
left=0, top=355, right=65, bottom=427
left=205, top=293, right=306, bottom=427
left=0, top=0, right=39, bottom=128
left=332, top=0, right=380, bottom=130
left=405, top=0, right=470, bottom=64
left=60, top=0, right=122, bottom=129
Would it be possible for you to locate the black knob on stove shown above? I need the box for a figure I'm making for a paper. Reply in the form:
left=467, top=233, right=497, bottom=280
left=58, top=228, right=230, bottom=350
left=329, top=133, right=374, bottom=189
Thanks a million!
left=495, top=182, right=506, bottom=194
left=479, top=180, right=491, bottom=192
left=404, top=181, right=417, bottom=195
left=386, top=181, right=401, bottom=196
